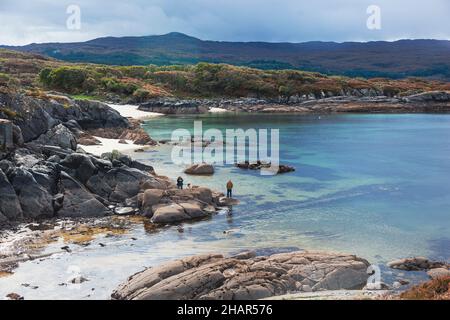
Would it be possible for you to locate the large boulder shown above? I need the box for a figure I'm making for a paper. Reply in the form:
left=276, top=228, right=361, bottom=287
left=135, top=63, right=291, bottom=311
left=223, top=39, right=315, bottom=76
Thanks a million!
left=57, top=172, right=109, bottom=217
left=179, top=201, right=208, bottom=219
left=112, top=251, right=370, bottom=300
left=142, top=189, right=164, bottom=217
left=75, top=99, right=129, bottom=129
left=60, top=153, right=97, bottom=184
left=151, top=204, right=190, bottom=224
left=9, top=167, right=54, bottom=219
left=86, top=167, right=150, bottom=202
left=0, top=169, right=23, bottom=221
left=34, top=124, right=77, bottom=150
left=191, top=187, right=213, bottom=204
left=184, top=163, right=214, bottom=175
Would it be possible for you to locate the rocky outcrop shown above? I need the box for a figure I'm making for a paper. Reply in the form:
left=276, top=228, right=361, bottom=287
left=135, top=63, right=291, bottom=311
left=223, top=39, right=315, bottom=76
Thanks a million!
left=112, top=251, right=370, bottom=300
left=236, top=161, right=295, bottom=174
left=0, top=93, right=128, bottom=143
left=34, top=124, right=77, bottom=150
left=387, top=257, right=447, bottom=271
left=135, top=91, right=450, bottom=114
left=0, top=168, right=22, bottom=221
left=184, top=163, right=215, bottom=175
left=427, top=268, right=450, bottom=280
left=0, top=92, right=155, bottom=147
left=139, top=99, right=208, bottom=114
left=388, top=257, right=450, bottom=281
left=58, top=172, right=110, bottom=217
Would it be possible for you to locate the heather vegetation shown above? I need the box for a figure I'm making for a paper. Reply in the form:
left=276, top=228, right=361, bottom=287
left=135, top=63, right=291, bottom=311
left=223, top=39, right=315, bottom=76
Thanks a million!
left=1, top=49, right=449, bottom=103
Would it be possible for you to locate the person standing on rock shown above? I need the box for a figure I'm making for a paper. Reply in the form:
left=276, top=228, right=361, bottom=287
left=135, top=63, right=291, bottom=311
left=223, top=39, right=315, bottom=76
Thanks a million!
left=177, top=176, right=184, bottom=190
left=226, top=180, right=233, bottom=198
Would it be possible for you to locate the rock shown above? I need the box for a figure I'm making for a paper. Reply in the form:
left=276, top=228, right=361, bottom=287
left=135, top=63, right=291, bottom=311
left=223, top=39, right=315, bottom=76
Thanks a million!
left=119, top=124, right=156, bottom=146
left=278, top=165, right=296, bottom=174
left=69, top=276, right=89, bottom=284
left=139, top=99, right=208, bottom=115
left=140, top=177, right=169, bottom=190
left=130, top=160, right=154, bottom=174
left=12, top=124, right=24, bottom=146
left=118, top=139, right=128, bottom=144
left=142, top=189, right=164, bottom=217
left=217, top=197, right=240, bottom=207
left=112, top=251, right=370, bottom=300
left=6, top=293, right=24, bottom=300
left=78, top=135, right=101, bottom=146
left=235, top=161, right=295, bottom=174
left=302, top=285, right=313, bottom=292
left=87, top=167, right=150, bottom=203
left=35, top=124, right=77, bottom=150
left=179, top=201, right=208, bottom=219
left=9, top=167, right=54, bottom=219
left=190, top=187, right=213, bottom=204
left=427, top=268, right=450, bottom=279
left=184, top=163, right=214, bottom=175
left=74, top=99, right=129, bottom=130
left=151, top=204, right=190, bottom=224
left=12, top=148, right=42, bottom=168
left=364, top=282, right=391, bottom=290
left=0, top=168, right=23, bottom=221
left=114, top=207, right=135, bottom=216
left=57, top=172, right=110, bottom=217
left=60, top=153, right=97, bottom=184
left=387, top=257, right=446, bottom=271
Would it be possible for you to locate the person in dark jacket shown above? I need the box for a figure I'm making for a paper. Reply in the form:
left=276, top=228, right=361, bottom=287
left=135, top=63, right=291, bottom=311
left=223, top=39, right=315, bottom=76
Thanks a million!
left=177, top=176, right=184, bottom=190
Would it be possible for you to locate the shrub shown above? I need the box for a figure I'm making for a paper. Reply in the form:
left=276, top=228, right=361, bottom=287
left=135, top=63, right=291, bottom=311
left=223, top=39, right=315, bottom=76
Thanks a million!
left=39, top=67, right=88, bottom=93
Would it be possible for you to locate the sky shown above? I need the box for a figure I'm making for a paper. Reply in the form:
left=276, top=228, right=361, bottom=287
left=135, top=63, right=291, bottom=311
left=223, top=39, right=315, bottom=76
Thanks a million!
left=0, top=0, right=449, bottom=45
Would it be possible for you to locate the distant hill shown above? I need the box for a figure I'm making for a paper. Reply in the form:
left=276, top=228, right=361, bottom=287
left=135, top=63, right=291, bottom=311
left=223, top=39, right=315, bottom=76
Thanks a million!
left=2, top=32, right=450, bottom=80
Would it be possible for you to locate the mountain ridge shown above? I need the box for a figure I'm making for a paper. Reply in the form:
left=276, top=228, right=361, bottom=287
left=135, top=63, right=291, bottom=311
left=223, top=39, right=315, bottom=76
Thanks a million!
left=2, top=33, right=450, bottom=80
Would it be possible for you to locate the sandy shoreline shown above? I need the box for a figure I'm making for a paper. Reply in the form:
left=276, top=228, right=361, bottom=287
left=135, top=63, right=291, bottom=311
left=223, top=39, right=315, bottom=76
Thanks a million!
left=80, top=104, right=161, bottom=155
left=108, top=103, right=164, bottom=119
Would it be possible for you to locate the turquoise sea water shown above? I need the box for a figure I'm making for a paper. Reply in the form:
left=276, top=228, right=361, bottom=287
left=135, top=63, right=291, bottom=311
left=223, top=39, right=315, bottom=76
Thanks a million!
left=139, top=113, right=450, bottom=262
left=1, top=113, right=449, bottom=299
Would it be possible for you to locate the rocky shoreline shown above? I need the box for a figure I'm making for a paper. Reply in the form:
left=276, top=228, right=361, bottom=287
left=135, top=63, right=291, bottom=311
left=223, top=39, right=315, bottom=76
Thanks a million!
left=111, top=251, right=450, bottom=300
left=0, top=91, right=228, bottom=228
left=1, top=90, right=449, bottom=300
left=137, top=91, right=450, bottom=114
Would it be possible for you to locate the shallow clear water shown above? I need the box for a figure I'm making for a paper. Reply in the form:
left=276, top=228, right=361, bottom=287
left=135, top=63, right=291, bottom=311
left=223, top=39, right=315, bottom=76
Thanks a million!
left=1, top=113, right=449, bottom=299
left=139, top=113, right=450, bottom=262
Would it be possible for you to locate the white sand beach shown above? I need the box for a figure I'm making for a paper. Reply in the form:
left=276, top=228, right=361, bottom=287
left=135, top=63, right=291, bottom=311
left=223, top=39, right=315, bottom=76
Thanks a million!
left=108, top=104, right=164, bottom=119
left=80, top=137, right=145, bottom=156
left=209, top=107, right=230, bottom=113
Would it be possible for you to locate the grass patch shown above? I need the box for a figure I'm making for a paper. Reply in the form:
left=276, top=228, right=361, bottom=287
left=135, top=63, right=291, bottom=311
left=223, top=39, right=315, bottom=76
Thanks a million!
left=70, top=94, right=103, bottom=101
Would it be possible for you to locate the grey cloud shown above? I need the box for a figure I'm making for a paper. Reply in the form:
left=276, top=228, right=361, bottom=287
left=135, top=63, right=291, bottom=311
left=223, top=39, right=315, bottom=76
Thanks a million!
left=0, top=0, right=449, bottom=45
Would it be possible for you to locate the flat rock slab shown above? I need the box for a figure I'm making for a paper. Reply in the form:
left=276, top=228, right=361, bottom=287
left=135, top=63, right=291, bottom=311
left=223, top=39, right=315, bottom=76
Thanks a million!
left=112, top=251, right=370, bottom=300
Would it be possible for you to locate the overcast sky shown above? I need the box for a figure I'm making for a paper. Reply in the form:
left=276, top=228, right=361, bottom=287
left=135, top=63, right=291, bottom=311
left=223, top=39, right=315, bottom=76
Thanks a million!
left=0, top=0, right=449, bottom=45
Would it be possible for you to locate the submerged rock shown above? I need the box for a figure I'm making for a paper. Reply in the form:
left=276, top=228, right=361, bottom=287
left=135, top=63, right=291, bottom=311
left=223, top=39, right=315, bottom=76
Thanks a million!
left=112, top=251, right=370, bottom=300
left=235, top=161, right=295, bottom=174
